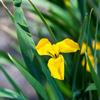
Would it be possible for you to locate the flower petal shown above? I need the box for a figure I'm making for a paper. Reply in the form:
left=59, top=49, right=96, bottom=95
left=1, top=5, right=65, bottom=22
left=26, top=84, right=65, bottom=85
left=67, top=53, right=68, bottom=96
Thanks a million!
left=81, top=43, right=91, bottom=55
left=82, top=55, right=94, bottom=72
left=36, top=38, right=52, bottom=55
left=48, top=44, right=60, bottom=57
left=57, top=38, right=80, bottom=53
left=48, top=55, right=64, bottom=80
left=64, top=0, right=71, bottom=7
left=92, top=41, right=100, bottom=50
left=87, top=55, right=95, bottom=72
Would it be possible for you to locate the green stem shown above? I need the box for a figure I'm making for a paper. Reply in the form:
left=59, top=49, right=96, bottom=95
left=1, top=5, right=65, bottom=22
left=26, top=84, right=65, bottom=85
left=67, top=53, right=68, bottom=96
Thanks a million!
left=94, top=17, right=99, bottom=72
left=28, top=0, right=56, bottom=42
left=0, top=64, right=27, bottom=100
left=0, top=0, right=14, bottom=21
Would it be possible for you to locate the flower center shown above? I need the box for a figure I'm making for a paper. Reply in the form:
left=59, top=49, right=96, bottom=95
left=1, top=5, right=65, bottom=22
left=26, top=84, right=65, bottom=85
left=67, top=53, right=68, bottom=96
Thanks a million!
left=54, top=54, right=59, bottom=58
left=48, top=44, right=60, bottom=58
left=48, top=51, right=59, bottom=58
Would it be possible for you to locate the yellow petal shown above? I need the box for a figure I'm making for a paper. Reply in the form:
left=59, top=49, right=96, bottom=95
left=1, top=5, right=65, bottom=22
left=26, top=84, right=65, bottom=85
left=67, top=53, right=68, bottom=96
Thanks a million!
left=64, top=0, right=71, bottom=7
left=48, top=44, right=59, bottom=57
left=35, top=38, right=52, bottom=55
left=80, top=43, right=86, bottom=54
left=82, top=54, right=94, bottom=72
left=56, top=38, right=80, bottom=53
left=48, top=55, right=64, bottom=80
left=86, top=55, right=95, bottom=72
left=80, top=43, right=91, bottom=55
left=92, top=41, right=100, bottom=50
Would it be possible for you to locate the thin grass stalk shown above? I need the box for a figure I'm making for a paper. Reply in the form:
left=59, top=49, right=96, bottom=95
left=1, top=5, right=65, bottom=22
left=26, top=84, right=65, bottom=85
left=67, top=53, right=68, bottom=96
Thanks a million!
left=28, top=0, right=56, bottom=42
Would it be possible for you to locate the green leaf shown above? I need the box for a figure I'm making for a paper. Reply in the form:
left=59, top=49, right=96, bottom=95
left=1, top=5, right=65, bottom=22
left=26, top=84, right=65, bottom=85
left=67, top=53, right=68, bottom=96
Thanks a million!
left=35, top=51, right=64, bottom=100
left=13, top=1, right=63, bottom=99
left=56, top=81, right=72, bottom=98
left=28, top=0, right=56, bottom=41
left=13, top=0, right=39, bottom=79
left=93, top=16, right=98, bottom=71
left=85, top=12, right=100, bottom=96
left=8, top=54, right=48, bottom=100
left=26, top=0, right=80, bottom=39
left=86, top=53, right=100, bottom=96
left=0, top=51, right=11, bottom=63
left=72, top=14, right=88, bottom=92
left=78, top=0, right=86, bottom=20
left=0, top=0, right=14, bottom=21
left=0, top=88, right=23, bottom=99
left=45, top=83, right=57, bottom=100
left=0, top=65, right=27, bottom=100
left=85, top=83, right=96, bottom=92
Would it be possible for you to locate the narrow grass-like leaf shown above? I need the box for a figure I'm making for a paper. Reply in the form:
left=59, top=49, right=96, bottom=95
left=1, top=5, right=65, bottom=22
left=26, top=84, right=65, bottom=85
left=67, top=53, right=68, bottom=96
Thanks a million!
left=85, top=53, right=100, bottom=96
left=12, top=0, right=39, bottom=79
left=13, top=0, right=64, bottom=99
left=0, top=51, right=11, bottom=63
left=85, top=12, right=100, bottom=96
left=0, top=65, right=26, bottom=100
left=72, top=14, right=88, bottom=93
left=88, top=0, right=100, bottom=20
left=8, top=54, right=48, bottom=100
left=78, top=13, right=88, bottom=47
left=24, top=0, right=79, bottom=39
left=0, top=88, right=23, bottom=99
left=78, top=0, right=87, bottom=20
left=28, top=0, right=56, bottom=41
left=85, top=83, right=96, bottom=92
left=94, top=17, right=99, bottom=71
left=56, top=81, right=72, bottom=98
left=0, top=0, right=14, bottom=21
left=35, top=51, right=64, bottom=100
left=45, top=83, right=56, bottom=100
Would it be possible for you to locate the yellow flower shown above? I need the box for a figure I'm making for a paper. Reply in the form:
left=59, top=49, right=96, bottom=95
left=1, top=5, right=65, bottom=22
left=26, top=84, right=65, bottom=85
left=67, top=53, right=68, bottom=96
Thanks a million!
left=81, top=41, right=100, bottom=72
left=92, top=41, right=100, bottom=50
left=36, top=38, right=80, bottom=80
left=81, top=41, right=100, bottom=55
left=80, top=43, right=91, bottom=55
left=82, top=54, right=94, bottom=72
left=64, top=0, right=71, bottom=7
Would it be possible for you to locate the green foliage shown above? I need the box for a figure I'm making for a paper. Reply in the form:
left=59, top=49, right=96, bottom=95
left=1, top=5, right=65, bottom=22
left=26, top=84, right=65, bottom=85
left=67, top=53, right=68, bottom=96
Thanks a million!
left=0, top=88, right=24, bottom=99
left=0, top=0, right=100, bottom=100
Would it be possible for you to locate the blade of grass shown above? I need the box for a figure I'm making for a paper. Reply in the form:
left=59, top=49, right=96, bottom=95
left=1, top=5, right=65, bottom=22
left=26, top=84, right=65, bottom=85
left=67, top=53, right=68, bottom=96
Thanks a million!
left=0, top=88, right=24, bottom=99
left=12, top=0, right=40, bottom=79
left=0, top=64, right=27, bottom=100
left=78, top=0, right=86, bottom=20
left=94, top=17, right=99, bottom=72
left=35, top=51, right=64, bottom=100
left=0, top=0, right=14, bottom=21
left=87, top=8, right=93, bottom=45
left=88, top=0, right=100, bottom=21
left=25, top=0, right=79, bottom=39
left=0, top=51, right=11, bottom=63
left=85, top=9, right=94, bottom=100
left=56, top=81, right=72, bottom=98
left=28, top=0, right=56, bottom=42
left=13, top=0, right=63, bottom=99
left=72, top=14, right=88, bottom=93
left=8, top=54, right=48, bottom=100
left=85, top=12, right=100, bottom=98
left=45, top=83, right=56, bottom=100
left=85, top=52, right=100, bottom=96
left=85, top=83, right=96, bottom=92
